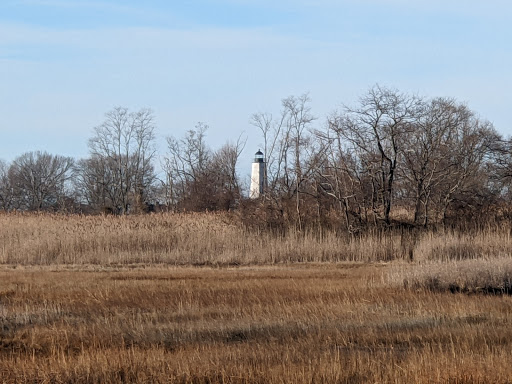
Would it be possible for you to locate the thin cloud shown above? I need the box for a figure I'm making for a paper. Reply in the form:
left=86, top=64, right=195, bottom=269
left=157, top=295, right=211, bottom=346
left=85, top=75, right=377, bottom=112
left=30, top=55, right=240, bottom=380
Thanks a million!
left=15, top=0, right=135, bottom=12
left=0, top=22, right=321, bottom=62
left=9, top=0, right=167, bottom=24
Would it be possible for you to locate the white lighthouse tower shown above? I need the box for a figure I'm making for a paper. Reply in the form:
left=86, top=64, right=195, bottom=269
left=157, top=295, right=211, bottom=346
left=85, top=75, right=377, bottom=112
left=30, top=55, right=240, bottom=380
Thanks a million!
left=250, top=150, right=265, bottom=199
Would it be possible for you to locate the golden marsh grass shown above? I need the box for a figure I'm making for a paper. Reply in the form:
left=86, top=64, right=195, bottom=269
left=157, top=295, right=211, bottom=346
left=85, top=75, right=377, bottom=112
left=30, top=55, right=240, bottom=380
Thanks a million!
left=3, top=211, right=512, bottom=266
left=2, top=264, right=512, bottom=383
left=2, top=212, right=512, bottom=382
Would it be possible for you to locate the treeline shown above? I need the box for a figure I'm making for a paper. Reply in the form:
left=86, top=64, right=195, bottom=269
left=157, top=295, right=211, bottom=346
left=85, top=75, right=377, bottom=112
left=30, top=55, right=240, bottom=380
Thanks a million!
left=2, top=85, right=512, bottom=230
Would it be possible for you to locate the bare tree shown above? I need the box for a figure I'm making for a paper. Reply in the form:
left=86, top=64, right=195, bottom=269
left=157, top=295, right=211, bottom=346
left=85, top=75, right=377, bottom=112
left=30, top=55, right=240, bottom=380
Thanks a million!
left=8, top=151, right=74, bottom=211
left=250, top=111, right=287, bottom=197
left=74, top=155, right=117, bottom=212
left=435, top=112, right=497, bottom=222
left=331, top=85, right=421, bottom=224
left=0, top=160, right=14, bottom=210
left=85, top=107, right=157, bottom=214
left=282, top=94, right=316, bottom=229
left=251, top=94, right=317, bottom=229
left=164, top=123, right=245, bottom=211
left=164, top=123, right=211, bottom=210
left=400, top=98, right=459, bottom=225
left=131, top=109, right=158, bottom=210
left=315, top=121, right=366, bottom=231
left=209, top=137, right=246, bottom=209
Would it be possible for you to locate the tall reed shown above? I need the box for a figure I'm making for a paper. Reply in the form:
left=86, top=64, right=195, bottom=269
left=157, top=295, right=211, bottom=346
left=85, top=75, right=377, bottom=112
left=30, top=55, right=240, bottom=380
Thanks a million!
left=2, top=212, right=512, bottom=265
left=0, top=212, right=404, bottom=265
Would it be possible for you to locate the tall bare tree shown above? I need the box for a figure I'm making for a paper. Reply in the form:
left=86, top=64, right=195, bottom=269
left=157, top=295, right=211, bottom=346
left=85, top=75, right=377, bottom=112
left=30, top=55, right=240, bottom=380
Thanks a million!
left=251, top=94, right=317, bottom=229
left=209, top=138, right=246, bottom=209
left=400, top=98, right=460, bottom=225
left=434, top=112, right=497, bottom=222
left=250, top=111, right=287, bottom=197
left=164, top=123, right=211, bottom=210
left=315, top=121, right=366, bottom=231
left=85, top=107, right=157, bottom=214
left=330, top=85, right=421, bottom=224
left=282, top=94, right=316, bottom=229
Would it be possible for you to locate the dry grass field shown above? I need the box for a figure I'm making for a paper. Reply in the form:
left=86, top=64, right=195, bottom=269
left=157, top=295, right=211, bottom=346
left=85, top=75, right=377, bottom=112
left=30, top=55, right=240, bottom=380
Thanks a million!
left=3, top=211, right=512, bottom=265
left=2, top=212, right=512, bottom=383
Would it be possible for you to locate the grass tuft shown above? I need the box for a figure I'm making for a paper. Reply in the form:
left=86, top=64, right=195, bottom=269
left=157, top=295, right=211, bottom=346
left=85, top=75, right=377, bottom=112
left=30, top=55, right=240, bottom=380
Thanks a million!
left=389, top=257, right=512, bottom=294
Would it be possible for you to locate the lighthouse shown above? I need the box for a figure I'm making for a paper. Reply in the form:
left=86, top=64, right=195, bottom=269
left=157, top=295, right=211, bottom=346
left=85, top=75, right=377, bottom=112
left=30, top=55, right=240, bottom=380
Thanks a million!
left=249, top=150, right=265, bottom=199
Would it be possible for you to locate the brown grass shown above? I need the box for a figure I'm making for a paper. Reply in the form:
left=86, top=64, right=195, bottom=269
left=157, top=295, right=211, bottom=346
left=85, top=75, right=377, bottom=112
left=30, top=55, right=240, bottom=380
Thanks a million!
left=3, top=212, right=512, bottom=382
left=3, top=211, right=512, bottom=266
left=0, top=212, right=412, bottom=265
left=389, top=257, right=512, bottom=294
left=413, top=227, right=512, bottom=262
left=3, top=264, right=512, bottom=383
left=0, top=213, right=512, bottom=265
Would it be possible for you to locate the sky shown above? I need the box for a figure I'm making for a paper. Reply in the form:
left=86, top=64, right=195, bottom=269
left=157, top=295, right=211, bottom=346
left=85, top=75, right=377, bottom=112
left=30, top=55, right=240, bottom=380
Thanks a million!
left=1, top=0, right=511, bottom=179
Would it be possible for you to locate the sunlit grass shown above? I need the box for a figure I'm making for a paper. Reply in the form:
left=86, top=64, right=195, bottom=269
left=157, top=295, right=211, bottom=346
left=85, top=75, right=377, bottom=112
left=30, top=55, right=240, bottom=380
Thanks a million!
left=3, top=212, right=512, bottom=382
left=2, top=264, right=512, bottom=382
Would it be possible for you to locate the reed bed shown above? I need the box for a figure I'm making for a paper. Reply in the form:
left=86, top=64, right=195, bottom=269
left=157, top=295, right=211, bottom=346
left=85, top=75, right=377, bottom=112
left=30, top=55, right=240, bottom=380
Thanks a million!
left=2, top=212, right=512, bottom=266
left=387, top=224, right=512, bottom=294
left=2, top=213, right=512, bottom=382
left=389, top=257, right=512, bottom=293
left=0, top=212, right=402, bottom=265
left=412, top=227, right=512, bottom=262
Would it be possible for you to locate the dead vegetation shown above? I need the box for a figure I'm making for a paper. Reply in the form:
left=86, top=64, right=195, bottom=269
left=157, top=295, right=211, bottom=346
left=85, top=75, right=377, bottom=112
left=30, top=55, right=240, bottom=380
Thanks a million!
left=0, top=211, right=412, bottom=265
left=3, top=211, right=512, bottom=266
left=3, top=264, right=512, bottom=383
left=2, top=212, right=512, bottom=382
left=389, top=257, right=512, bottom=294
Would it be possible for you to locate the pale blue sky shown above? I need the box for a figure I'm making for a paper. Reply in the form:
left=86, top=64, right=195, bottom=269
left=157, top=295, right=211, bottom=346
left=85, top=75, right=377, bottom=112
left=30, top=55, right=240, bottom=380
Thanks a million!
left=1, top=0, right=511, bottom=177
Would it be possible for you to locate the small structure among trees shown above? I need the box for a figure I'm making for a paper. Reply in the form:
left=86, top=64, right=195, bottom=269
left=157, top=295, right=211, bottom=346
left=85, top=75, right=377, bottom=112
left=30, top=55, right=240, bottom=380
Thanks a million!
left=249, top=150, right=265, bottom=199
left=1, top=87, right=511, bottom=230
